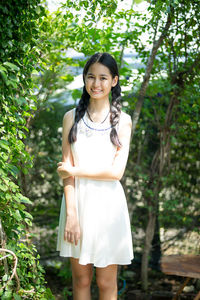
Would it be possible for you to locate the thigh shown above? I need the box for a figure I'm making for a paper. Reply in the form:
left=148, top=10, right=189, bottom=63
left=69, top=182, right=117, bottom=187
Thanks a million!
left=70, top=257, right=93, bottom=279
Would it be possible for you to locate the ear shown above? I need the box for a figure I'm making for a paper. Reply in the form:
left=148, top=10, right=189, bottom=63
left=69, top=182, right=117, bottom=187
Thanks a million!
left=112, top=76, right=118, bottom=87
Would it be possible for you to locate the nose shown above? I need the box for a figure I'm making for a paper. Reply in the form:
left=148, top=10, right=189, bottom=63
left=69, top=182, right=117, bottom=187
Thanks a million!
left=93, top=78, right=101, bottom=88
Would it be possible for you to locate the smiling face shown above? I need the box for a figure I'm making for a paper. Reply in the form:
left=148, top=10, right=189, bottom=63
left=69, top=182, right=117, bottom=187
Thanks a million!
left=84, top=62, right=118, bottom=101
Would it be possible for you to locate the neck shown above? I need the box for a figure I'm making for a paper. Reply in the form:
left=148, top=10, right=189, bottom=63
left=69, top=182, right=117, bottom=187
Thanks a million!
left=88, top=98, right=110, bottom=113
left=87, top=98, right=110, bottom=123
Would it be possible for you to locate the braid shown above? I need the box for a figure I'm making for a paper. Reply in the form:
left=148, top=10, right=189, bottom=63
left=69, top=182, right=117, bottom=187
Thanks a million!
left=69, top=53, right=122, bottom=145
left=68, top=86, right=90, bottom=143
left=110, top=83, right=122, bottom=147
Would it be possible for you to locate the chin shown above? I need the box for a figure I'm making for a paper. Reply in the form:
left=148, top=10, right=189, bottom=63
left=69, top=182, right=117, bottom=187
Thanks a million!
left=91, top=91, right=103, bottom=96
left=90, top=93, right=104, bottom=98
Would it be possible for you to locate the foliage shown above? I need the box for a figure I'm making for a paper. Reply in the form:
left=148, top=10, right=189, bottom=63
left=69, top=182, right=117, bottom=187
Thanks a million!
left=141, top=0, right=200, bottom=232
left=159, top=85, right=200, bottom=230
left=10, top=0, right=200, bottom=295
left=27, top=101, right=70, bottom=237
left=0, top=0, right=54, bottom=298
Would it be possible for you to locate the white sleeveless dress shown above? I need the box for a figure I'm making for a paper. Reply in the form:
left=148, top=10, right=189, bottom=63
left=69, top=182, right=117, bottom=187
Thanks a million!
left=57, top=108, right=133, bottom=267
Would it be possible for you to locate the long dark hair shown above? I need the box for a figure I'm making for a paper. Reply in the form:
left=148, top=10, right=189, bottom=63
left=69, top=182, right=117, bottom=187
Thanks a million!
left=68, top=52, right=122, bottom=147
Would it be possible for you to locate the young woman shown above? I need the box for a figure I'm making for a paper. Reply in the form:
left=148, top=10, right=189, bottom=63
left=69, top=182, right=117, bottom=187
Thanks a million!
left=56, top=52, right=133, bottom=300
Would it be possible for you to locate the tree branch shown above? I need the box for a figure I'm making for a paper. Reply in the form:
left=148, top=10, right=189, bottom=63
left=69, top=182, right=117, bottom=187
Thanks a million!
left=131, top=6, right=174, bottom=138
left=0, top=248, right=20, bottom=291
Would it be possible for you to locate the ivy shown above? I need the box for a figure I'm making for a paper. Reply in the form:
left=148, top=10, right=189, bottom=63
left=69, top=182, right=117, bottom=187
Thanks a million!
left=0, top=0, right=52, bottom=298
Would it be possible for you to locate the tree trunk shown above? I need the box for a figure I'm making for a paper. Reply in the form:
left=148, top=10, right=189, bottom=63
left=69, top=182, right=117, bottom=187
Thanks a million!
left=141, top=90, right=179, bottom=290
left=130, top=12, right=174, bottom=285
left=151, top=212, right=161, bottom=270
left=131, top=12, right=174, bottom=284
left=131, top=6, right=174, bottom=137
left=141, top=210, right=156, bottom=290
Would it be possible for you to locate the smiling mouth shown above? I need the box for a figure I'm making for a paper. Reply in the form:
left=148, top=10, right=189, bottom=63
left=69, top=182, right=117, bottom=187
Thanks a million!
left=91, top=90, right=102, bottom=93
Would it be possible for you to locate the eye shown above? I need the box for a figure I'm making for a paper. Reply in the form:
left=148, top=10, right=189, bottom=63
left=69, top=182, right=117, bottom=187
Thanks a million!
left=101, top=77, right=107, bottom=80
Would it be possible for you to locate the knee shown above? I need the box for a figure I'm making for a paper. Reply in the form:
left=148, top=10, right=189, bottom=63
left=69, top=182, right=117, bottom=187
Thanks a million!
left=73, top=274, right=92, bottom=289
left=96, top=276, right=116, bottom=291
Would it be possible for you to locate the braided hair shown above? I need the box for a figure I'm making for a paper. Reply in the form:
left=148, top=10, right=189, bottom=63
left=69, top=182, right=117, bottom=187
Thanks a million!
left=68, top=52, right=122, bottom=147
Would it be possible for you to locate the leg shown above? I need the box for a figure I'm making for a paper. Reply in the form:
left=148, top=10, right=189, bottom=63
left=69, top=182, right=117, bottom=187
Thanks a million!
left=70, top=257, right=93, bottom=300
left=96, top=264, right=118, bottom=300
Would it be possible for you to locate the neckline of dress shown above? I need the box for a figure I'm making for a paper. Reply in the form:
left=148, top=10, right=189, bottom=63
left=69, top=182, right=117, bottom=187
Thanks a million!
left=82, top=112, right=112, bottom=131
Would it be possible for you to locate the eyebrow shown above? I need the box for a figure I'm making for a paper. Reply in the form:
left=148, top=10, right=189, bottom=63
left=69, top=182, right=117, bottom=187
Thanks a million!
left=87, top=73, right=108, bottom=77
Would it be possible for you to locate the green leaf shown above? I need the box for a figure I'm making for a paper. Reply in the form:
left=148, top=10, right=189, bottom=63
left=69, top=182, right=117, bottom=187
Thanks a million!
left=1, top=290, right=12, bottom=300
left=6, top=164, right=20, bottom=178
left=24, top=210, right=33, bottom=219
left=20, top=195, right=32, bottom=205
left=0, top=65, right=7, bottom=72
left=0, top=139, right=9, bottom=150
left=15, top=97, right=27, bottom=106
left=13, top=210, right=22, bottom=221
left=7, top=79, right=18, bottom=88
left=0, top=183, right=8, bottom=192
left=2, top=274, right=9, bottom=281
left=3, top=62, right=19, bottom=71
left=43, top=288, right=55, bottom=299
left=13, top=294, right=22, bottom=300
left=134, top=0, right=144, bottom=3
left=0, top=70, right=8, bottom=82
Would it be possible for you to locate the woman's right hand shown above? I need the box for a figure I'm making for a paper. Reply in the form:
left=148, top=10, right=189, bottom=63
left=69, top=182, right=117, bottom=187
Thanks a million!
left=64, top=214, right=80, bottom=246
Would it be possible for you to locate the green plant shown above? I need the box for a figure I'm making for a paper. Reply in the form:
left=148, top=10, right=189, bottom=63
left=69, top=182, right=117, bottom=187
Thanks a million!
left=0, top=0, right=52, bottom=298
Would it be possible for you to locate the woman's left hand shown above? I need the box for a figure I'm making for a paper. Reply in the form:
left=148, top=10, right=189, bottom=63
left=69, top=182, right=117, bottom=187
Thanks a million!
left=57, top=161, right=74, bottom=179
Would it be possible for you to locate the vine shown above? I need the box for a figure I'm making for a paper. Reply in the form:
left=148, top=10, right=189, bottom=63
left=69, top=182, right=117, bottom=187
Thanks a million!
left=0, top=0, right=54, bottom=298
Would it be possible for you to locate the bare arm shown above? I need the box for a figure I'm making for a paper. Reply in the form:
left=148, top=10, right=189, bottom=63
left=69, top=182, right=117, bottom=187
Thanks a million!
left=57, top=112, right=132, bottom=181
left=60, top=109, right=80, bottom=245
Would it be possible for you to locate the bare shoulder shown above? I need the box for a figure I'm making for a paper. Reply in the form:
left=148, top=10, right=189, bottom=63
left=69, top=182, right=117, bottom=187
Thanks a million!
left=117, top=111, right=132, bottom=145
left=119, top=110, right=132, bottom=129
left=63, top=108, right=75, bottom=129
left=63, top=108, right=75, bottom=122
